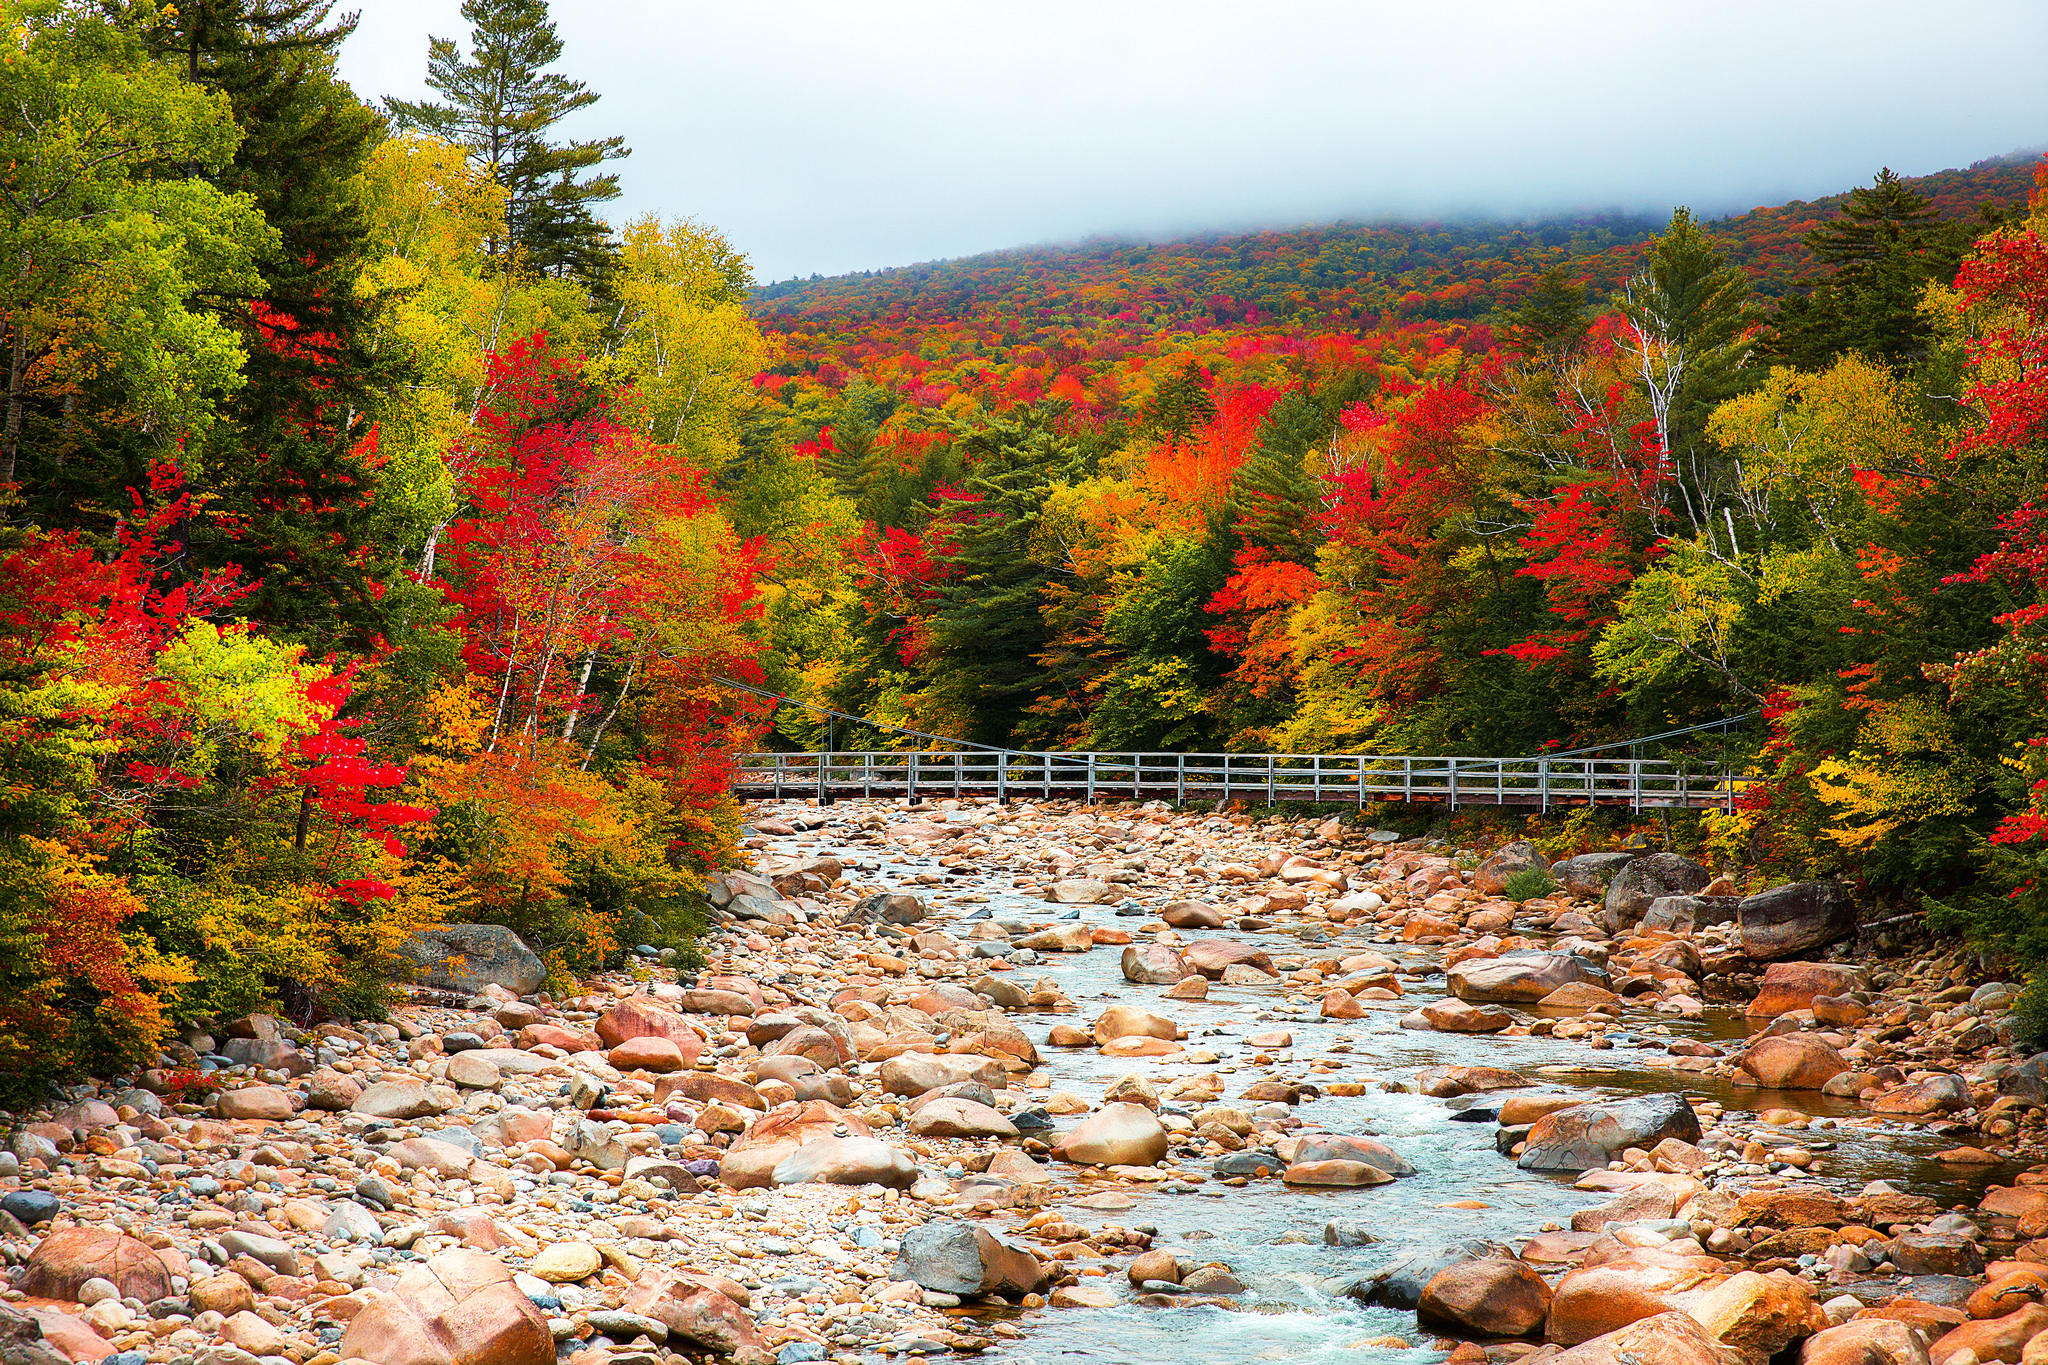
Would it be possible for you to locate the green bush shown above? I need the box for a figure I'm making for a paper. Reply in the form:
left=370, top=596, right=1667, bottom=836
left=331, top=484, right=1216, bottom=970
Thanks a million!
left=1504, top=868, right=1560, bottom=903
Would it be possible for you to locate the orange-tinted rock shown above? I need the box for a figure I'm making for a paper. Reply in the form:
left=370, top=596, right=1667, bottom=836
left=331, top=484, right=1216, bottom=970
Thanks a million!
left=338, top=1247, right=553, bottom=1365
left=17, top=1227, right=172, bottom=1303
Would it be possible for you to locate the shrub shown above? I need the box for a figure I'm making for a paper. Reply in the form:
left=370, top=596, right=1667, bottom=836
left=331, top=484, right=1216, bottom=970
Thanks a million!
left=1504, top=867, right=1560, bottom=903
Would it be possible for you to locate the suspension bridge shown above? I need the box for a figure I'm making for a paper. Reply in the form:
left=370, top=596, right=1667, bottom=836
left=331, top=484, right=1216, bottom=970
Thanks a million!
left=724, top=680, right=1756, bottom=812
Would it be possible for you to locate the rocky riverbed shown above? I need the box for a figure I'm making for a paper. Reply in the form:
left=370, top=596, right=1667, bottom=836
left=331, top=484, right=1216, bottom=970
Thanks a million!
left=6, top=797, right=2048, bottom=1365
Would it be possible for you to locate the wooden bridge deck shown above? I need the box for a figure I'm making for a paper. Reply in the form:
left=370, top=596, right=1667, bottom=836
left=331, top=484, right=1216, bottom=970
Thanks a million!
left=735, top=750, right=1747, bottom=811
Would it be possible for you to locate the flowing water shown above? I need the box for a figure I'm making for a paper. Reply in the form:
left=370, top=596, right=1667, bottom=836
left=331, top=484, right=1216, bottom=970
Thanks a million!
left=761, top=806, right=2018, bottom=1364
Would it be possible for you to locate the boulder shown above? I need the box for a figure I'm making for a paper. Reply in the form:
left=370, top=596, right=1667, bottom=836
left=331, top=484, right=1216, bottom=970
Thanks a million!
left=1643, top=895, right=1742, bottom=934
left=1548, top=1312, right=1744, bottom=1365
left=396, top=924, right=547, bottom=995
left=1603, top=854, right=1712, bottom=930
left=1350, top=1240, right=1505, bottom=1310
left=1688, top=1271, right=1825, bottom=1363
left=877, top=1053, right=1006, bottom=1097
left=907, top=1097, right=1018, bottom=1139
left=1473, top=841, right=1551, bottom=896
left=1556, top=852, right=1639, bottom=899
left=1928, top=1302, right=2048, bottom=1363
left=1160, top=901, right=1226, bottom=929
left=216, top=1085, right=296, bottom=1121
left=17, top=1228, right=172, bottom=1303
left=1423, top=998, right=1513, bottom=1032
left=621, top=1268, right=768, bottom=1361
left=1546, top=1255, right=1724, bottom=1343
left=1051, top=1102, right=1169, bottom=1166
left=353, top=1077, right=446, bottom=1120
left=1746, top=962, right=1867, bottom=1020
left=1738, top=881, right=1855, bottom=962
left=1738, top=1035, right=1848, bottom=1090
left=717, top=1101, right=872, bottom=1189
left=338, top=1247, right=553, bottom=1365
left=1292, top=1135, right=1417, bottom=1176
left=895, top=1221, right=1049, bottom=1299
left=1283, top=1159, right=1392, bottom=1186
left=1448, top=951, right=1609, bottom=1003
left=596, top=998, right=704, bottom=1061
left=1093, top=1005, right=1177, bottom=1046
left=1180, top=939, right=1276, bottom=979
left=854, top=892, right=927, bottom=925
left=1418, top=1255, right=1552, bottom=1337
left=771, top=1137, right=920, bottom=1190
left=608, top=1036, right=688, bottom=1072
left=1048, top=878, right=1113, bottom=904
left=1121, top=944, right=1189, bottom=985
left=1418, top=1066, right=1530, bottom=1097
left=1518, top=1093, right=1701, bottom=1172
left=1797, top=1320, right=1929, bottom=1365
left=0, top=1303, right=69, bottom=1365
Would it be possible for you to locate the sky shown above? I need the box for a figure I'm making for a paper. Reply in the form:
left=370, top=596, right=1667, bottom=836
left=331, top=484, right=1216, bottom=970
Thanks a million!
left=337, top=0, right=2048, bottom=284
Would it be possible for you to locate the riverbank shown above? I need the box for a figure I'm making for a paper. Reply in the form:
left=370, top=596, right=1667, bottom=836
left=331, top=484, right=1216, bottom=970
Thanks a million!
left=1, top=797, right=2043, bottom=1365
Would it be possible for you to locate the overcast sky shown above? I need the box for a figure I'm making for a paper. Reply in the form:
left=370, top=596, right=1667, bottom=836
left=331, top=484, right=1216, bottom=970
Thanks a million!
left=336, top=1, right=2048, bottom=283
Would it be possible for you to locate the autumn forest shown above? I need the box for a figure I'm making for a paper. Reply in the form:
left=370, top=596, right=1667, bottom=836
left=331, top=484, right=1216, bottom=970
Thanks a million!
left=7, top=0, right=2048, bottom=1095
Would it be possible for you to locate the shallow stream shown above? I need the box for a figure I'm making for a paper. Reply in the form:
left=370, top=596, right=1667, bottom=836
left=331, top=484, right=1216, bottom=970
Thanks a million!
left=760, top=807, right=2016, bottom=1364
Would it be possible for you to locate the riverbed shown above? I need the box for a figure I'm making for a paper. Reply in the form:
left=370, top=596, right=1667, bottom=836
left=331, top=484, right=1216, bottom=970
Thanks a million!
left=749, top=799, right=2017, bottom=1364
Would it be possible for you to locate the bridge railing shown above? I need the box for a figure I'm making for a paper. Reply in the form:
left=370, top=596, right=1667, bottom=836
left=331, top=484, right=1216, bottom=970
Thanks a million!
left=734, top=750, right=1752, bottom=811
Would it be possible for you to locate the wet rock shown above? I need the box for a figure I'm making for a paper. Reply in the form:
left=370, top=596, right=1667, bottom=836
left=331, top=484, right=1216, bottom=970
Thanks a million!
left=1093, top=1004, right=1177, bottom=1046
left=1418, top=1066, right=1530, bottom=1098
left=1350, top=1239, right=1505, bottom=1310
left=1418, top=1255, right=1552, bottom=1337
left=1049, top=878, right=1113, bottom=904
left=1161, top=901, right=1226, bottom=929
left=1422, top=999, right=1512, bottom=1032
left=1180, top=1265, right=1246, bottom=1295
left=1293, top=1135, right=1416, bottom=1176
left=1283, top=1159, right=1393, bottom=1186
left=1879, top=1233, right=1984, bottom=1277
left=1052, top=1102, right=1169, bottom=1166
left=1738, top=881, right=1855, bottom=962
left=896, top=1221, right=1048, bottom=1299
left=1517, top=1093, right=1701, bottom=1172
left=1603, top=854, right=1712, bottom=930
left=1324, top=1220, right=1381, bottom=1246
left=340, top=1247, right=553, bottom=1365
left=397, top=923, right=547, bottom=994
left=1121, top=944, right=1189, bottom=984
left=1738, top=1034, right=1849, bottom=1090
left=1180, top=940, right=1276, bottom=979
left=1128, top=1249, right=1181, bottom=1286
left=1448, top=951, right=1610, bottom=1003
left=1746, top=962, right=1867, bottom=1020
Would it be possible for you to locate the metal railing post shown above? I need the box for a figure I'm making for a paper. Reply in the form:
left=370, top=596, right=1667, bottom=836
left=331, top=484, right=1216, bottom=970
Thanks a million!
left=1403, top=755, right=1412, bottom=803
left=1539, top=757, right=1550, bottom=813
left=907, top=751, right=918, bottom=805
left=1358, top=755, right=1366, bottom=808
left=1176, top=753, right=1185, bottom=805
left=997, top=750, right=1009, bottom=806
left=1448, top=759, right=1459, bottom=810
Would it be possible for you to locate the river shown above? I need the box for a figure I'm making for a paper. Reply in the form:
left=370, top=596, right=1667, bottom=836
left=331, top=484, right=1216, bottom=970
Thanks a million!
left=751, top=799, right=2016, bottom=1364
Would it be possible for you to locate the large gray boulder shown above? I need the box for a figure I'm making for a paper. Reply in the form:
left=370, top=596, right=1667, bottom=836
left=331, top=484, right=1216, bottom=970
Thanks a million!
left=1447, top=951, right=1609, bottom=1004
left=1601, top=854, right=1711, bottom=931
left=1473, top=841, right=1550, bottom=896
left=895, top=1221, right=1048, bottom=1299
left=1517, top=1093, right=1701, bottom=1172
left=1553, top=852, right=1638, bottom=899
left=1738, top=881, right=1855, bottom=961
left=397, top=924, right=547, bottom=995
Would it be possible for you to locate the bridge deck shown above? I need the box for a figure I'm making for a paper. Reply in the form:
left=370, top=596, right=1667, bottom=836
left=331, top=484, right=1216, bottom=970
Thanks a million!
left=735, top=750, right=1745, bottom=811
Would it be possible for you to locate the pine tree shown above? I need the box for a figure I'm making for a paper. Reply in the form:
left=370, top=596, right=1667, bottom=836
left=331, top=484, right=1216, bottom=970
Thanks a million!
left=1146, top=359, right=1216, bottom=442
left=1769, top=169, right=1962, bottom=369
left=386, top=0, right=629, bottom=286
left=1229, top=389, right=1328, bottom=564
left=141, top=0, right=398, bottom=645
left=1509, top=264, right=1591, bottom=364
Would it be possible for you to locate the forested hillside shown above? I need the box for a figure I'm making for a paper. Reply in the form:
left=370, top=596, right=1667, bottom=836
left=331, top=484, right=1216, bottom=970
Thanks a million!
left=726, top=152, right=2048, bottom=981
left=6, top=0, right=2048, bottom=1095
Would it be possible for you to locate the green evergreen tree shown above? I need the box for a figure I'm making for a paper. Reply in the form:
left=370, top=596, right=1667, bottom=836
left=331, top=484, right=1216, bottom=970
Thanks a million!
left=386, top=0, right=628, bottom=286
left=1229, top=389, right=1328, bottom=564
left=1619, top=209, right=1753, bottom=463
left=1769, top=169, right=1961, bottom=369
left=921, top=407, right=1089, bottom=746
left=1145, top=359, right=1215, bottom=442
left=133, top=0, right=399, bottom=646
left=1509, top=263, right=1591, bottom=363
